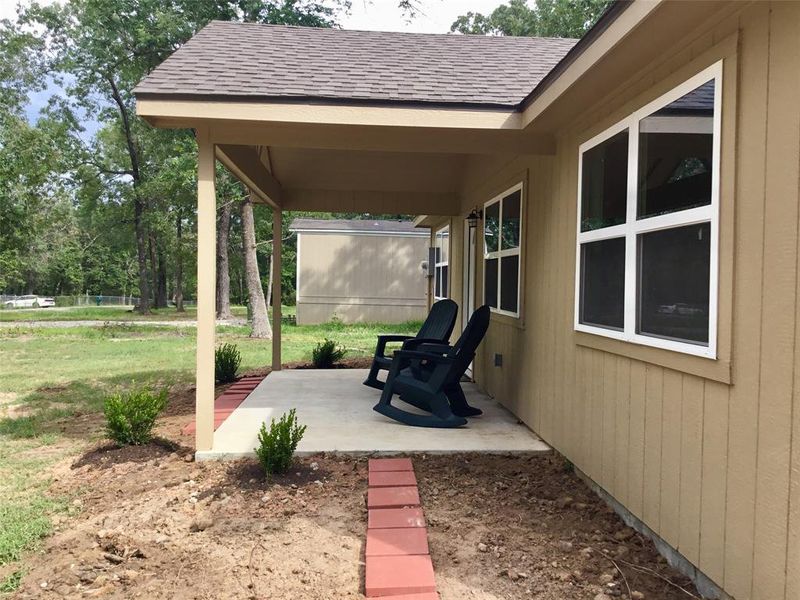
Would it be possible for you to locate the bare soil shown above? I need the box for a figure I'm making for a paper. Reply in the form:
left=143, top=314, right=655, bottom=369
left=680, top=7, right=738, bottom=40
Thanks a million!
left=9, top=377, right=699, bottom=599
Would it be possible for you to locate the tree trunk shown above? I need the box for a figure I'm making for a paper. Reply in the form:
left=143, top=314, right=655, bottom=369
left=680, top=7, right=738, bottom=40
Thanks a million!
left=175, top=211, right=184, bottom=312
left=134, top=198, right=150, bottom=314
left=156, top=241, right=168, bottom=309
left=241, top=194, right=271, bottom=339
left=216, top=200, right=233, bottom=319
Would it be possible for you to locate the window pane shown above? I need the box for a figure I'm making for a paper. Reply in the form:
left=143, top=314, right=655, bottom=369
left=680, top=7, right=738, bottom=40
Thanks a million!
left=500, top=255, right=519, bottom=313
left=638, top=223, right=710, bottom=344
left=484, top=258, right=498, bottom=308
left=484, top=202, right=500, bottom=253
left=441, top=265, right=448, bottom=298
left=501, top=190, right=521, bottom=249
left=580, top=238, right=625, bottom=330
left=638, top=80, right=715, bottom=219
left=581, top=130, right=628, bottom=232
left=434, top=267, right=441, bottom=297
left=437, top=227, right=449, bottom=262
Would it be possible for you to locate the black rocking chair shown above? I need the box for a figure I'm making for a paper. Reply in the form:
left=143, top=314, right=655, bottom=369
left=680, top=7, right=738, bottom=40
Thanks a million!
left=363, top=298, right=458, bottom=390
left=373, top=305, right=491, bottom=428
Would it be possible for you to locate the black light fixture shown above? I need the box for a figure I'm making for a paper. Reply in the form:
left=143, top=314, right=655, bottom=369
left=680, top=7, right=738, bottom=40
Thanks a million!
left=466, top=208, right=482, bottom=230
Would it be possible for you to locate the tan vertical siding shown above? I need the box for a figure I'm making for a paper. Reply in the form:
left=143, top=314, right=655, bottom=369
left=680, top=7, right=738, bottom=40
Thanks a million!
left=449, top=4, right=799, bottom=598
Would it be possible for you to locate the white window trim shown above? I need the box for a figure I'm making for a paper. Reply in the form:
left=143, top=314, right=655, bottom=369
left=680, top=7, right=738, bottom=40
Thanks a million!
left=483, top=182, right=523, bottom=318
left=574, top=61, right=722, bottom=359
left=433, top=224, right=449, bottom=301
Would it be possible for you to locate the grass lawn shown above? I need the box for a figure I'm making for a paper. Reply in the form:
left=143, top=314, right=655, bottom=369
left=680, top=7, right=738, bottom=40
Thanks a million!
left=0, top=317, right=418, bottom=592
left=0, top=304, right=276, bottom=322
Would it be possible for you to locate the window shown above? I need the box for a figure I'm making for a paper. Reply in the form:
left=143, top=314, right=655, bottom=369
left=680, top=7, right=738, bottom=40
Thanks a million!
left=484, top=183, right=522, bottom=317
left=433, top=225, right=449, bottom=300
left=575, top=62, right=721, bottom=358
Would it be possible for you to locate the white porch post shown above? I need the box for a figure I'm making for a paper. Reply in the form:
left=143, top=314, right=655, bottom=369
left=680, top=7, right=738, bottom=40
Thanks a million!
left=272, top=207, right=282, bottom=371
left=195, top=127, right=216, bottom=451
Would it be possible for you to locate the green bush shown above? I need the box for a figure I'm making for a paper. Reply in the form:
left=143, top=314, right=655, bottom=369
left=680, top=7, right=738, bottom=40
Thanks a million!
left=254, top=409, right=307, bottom=477
left=215, top=343, right=241, bottom=383
left=311, top=338, right=346, bottom=368
left=103, top=388, right=168, bottom=445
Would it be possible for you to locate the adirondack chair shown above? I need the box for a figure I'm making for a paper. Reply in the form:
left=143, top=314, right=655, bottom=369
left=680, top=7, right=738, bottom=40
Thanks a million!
left=373, top=305, right=491, bottom=428
left=363, top=298, right=458, bottom=390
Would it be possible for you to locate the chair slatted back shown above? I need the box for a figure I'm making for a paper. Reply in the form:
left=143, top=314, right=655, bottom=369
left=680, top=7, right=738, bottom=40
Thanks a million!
left=417, top=299, right=458, bottom=341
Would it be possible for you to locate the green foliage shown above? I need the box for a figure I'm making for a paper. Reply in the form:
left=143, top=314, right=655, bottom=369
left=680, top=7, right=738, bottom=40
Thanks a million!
left=254, top=409, right=307, bottom=477
left=311, top=338, right=346, bottom=368
left=0, top=497, right=59, bottom=565
left=451, top=0, right=613, bottom=38
left=103, top=388, right=168, bottom=445
left=215, top=343, right=242, bottom=383
left=0, top=570, right=23, bottom=593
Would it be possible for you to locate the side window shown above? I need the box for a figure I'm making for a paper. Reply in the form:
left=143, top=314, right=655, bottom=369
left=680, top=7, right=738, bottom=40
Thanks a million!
left=576, top=63, right=720, bottom=358
left=433, top=225, right=449, bottom=300
left=484, top=184, right=522, bottom=317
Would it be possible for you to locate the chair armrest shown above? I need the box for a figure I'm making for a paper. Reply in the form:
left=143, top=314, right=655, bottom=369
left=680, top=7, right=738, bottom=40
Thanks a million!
left=402, top=337, right=449, bottom=351
left=375, top=334, right=414, bottom=357
left=393, top=350, right=455, bottom=365
left=413, top=343, right=452, bottom=355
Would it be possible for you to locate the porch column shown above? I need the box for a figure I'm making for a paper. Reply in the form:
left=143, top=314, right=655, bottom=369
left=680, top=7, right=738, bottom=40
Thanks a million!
left=272, top=207, right=282, bottom=371
left=195, top=128, right=216, bottom=451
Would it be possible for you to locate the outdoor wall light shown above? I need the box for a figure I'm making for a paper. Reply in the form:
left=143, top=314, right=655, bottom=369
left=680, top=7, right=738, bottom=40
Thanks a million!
left=466, top=208, right=482, bottom=229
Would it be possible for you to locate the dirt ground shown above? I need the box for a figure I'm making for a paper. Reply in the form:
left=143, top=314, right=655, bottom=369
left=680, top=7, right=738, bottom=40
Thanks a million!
left=10, top=451, right=699, bottom=599
left=8, top=370, right=700, bottom=600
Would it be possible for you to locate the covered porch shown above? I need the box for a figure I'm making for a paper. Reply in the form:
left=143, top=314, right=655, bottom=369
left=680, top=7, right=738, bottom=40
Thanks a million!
left=133, top=23, right=564, bottom=457
left=199, top=369, right=549, bottom=459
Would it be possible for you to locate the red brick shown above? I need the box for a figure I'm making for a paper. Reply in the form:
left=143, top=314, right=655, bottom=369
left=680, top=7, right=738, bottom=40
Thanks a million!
left=366, top=528, right=429, bottom=557
left=368, top=508, right=426, bottom=529
left=365, top=555, right=436, bottom=597
left=369, top=458, right=414, bottom=472
left=369, top=470, right=417, bottom=488
left=368, top=486, right=420, bottom=509
left=370, top=594, right=438, bottom=600
left=218, top=393, right=249, bottom=401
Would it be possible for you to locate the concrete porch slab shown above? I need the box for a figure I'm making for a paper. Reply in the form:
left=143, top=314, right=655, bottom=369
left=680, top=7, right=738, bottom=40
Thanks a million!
left=196, top=369, right=550, bottom=460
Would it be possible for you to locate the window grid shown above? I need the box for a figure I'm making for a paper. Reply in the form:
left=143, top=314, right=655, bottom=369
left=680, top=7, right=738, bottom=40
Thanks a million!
left=574, top=61, right=722, bottom=359
left=484, top=183, right=523, bottom=318
left=433, top=225, right=449, bottom=301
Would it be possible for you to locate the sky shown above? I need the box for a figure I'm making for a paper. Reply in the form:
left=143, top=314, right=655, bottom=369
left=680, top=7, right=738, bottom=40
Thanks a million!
left=3, top=0, right=505, bottom=126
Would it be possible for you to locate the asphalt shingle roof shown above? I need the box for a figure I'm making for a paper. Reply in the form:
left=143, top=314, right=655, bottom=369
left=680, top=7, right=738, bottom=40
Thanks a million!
left=289, top=219, right=425, bottom=234
left=134, top=21, right=578, bottom=108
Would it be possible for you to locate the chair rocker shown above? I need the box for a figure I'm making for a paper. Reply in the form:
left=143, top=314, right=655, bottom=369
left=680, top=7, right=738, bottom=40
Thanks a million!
left=363, top=298, right=458, bottom=390
left=373, top=305, right=491, bottom=428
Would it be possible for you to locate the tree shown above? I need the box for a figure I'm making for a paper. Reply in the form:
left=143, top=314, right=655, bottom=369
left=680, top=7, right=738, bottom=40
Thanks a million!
left=451, top=0, right=612, bottom=38
left=241, top=194, right=271, bottom=339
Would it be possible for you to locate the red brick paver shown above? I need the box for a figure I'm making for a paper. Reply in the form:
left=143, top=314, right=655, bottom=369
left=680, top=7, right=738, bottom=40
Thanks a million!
left=366, top=528, right=429, bottom=557
left=368, top=507, right=426, bottom=529
left=365, top=555, right=436, bottom=597
left=369, top=470, right=418, bottom=488
left=182, top=376, right=264, bottom=435
left=367, top=486, right=421, bottom=509
left=369, top=457, right=414, bottom=472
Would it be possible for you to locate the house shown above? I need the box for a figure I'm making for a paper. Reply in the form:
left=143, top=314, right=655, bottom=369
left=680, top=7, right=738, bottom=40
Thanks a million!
left=289, top=218, right=429, bottom=324
left=133, top=2, right=800, bottom=598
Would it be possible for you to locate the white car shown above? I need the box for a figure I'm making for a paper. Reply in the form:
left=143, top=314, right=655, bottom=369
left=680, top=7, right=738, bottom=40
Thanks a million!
left=3, top=295, right=56, bottom=309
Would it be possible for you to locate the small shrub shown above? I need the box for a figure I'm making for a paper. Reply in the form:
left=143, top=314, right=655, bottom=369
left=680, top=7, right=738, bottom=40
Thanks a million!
left=311, top=338, right=346, bottom=368
left=254, top=409, right=307, bottom=477
left=215, top=343, right=241, bottom=383
left=103, top=388, right=168, bottom=446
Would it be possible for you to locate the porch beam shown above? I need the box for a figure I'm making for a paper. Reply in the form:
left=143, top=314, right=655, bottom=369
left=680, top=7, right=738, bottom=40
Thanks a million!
left=215, top=144, right=282, bottom=207
left=195, top=127, right=217, bottom=452
left=272, top=208, right=282, bottom=371
left=281, top=189, right=461, bottom=216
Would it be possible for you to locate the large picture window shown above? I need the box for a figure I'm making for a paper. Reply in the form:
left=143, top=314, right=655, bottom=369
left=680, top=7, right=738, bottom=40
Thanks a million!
left=484, top=183, right=522, bottom=317
left=433, top=225, right=449, bottom=300
left=575, top=62, right=721, bottom=358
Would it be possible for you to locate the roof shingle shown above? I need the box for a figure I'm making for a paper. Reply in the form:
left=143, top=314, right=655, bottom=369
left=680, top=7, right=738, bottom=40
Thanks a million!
left=134, top=21, right=577, bottom=108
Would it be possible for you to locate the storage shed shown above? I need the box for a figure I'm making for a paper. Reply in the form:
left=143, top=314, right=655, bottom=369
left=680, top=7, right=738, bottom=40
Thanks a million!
left=290, top=219, right=428, bottom=324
